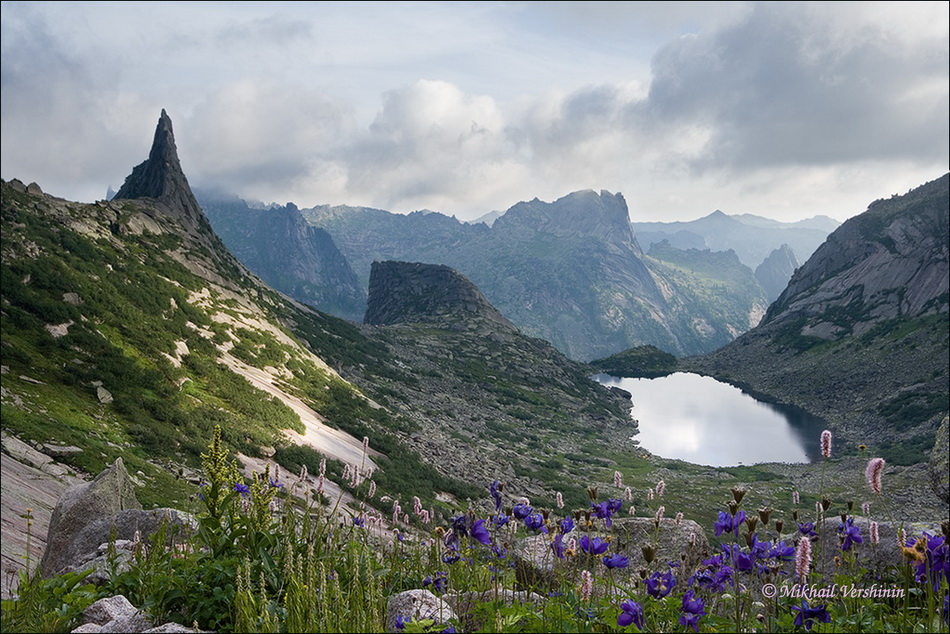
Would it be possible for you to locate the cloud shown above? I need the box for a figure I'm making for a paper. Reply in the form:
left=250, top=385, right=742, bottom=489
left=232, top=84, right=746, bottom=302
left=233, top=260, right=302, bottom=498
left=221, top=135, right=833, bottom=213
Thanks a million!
left=643, top=2, right=950, bottom=171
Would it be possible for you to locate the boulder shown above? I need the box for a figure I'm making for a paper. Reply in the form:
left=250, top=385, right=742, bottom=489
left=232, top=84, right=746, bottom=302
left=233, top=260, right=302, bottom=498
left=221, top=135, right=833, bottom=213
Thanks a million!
left=40, top=458, right=141, bottom=578
left=71, top=594, right=211, bottom=633
left=929, top=415, right=949, bottom=504
left=385, top=589, right=457, bottom=633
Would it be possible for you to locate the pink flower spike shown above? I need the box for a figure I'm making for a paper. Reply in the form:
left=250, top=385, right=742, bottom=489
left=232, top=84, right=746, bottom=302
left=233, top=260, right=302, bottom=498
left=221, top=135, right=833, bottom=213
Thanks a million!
left=820, top=430, right=832, bottom=458
left=865, top=458, right=885, bottom=495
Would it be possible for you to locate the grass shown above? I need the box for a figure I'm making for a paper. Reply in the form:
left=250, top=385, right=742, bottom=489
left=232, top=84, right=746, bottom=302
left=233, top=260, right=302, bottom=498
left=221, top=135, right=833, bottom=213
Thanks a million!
left=3, top=427, right=947, bottom=634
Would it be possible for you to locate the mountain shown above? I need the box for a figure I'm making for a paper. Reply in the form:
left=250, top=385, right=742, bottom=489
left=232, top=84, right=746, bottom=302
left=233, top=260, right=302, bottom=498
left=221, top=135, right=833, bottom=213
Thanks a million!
left=198, top=190, right=366, bottom=322
left=755, top=244, right=800, bottom=302
left=301, top=190, right=769, bottom=360
left=1, top=112, right=639, bottom=585
left=685, top=174, right=950, bottom=465
left=632, top=210, right=837, bottom=271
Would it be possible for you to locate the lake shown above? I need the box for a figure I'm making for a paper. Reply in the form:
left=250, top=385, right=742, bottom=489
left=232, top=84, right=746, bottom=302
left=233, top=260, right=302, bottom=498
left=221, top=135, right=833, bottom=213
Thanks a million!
left=592, top=372, right=828, bottom=467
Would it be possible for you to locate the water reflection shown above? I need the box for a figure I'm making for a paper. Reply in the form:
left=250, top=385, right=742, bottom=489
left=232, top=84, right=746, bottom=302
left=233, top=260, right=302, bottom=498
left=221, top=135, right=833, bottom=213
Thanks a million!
left=593, top=372, right=827, bottom=467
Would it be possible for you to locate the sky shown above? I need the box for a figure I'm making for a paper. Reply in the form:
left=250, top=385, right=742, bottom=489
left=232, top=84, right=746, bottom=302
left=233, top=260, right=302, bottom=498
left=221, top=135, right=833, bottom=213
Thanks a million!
left=2, top=1, right=948, bottom=223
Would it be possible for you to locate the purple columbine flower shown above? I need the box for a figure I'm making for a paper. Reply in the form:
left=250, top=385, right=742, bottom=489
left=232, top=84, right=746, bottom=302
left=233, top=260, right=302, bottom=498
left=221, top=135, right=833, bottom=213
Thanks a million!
left=679, top=590, right=706, bottom=633
left=798, top=522, right=818, bottom=538
left=470, top=519, right=491, bottom=546
left=837, top=516, right=863, bottom=551
left=792, top=600, right=831, bottom=631
left=422, top=571, right=448, bottom=594
left=560, top=517, right=575, bottom=534
left=489, top=480, right=503, bottom=511
left=394, top=615, right=412, bottom=630
left=233, top=482, right=250, bottom=498
left=451, top=515, right=469, bottom=539
left=524, top=513, right=547, bottom=533
left=512, top=502, right=533, bottom=520
left=617, top=599, right=644, bottom=629
left=579, top=534, right=609, bottom=555
left=714, top=510, right=746, bottom=537
left=551, top=533, right=566, bottom=559
left=906, top=532, right=949, bottom=592
left=645, top=569, right=676, bottom=598
left=603, top=553, right=630, bottom=569
left=268, top=477, right=283, bottom=489
left=493, top=513, right=510, bottom=527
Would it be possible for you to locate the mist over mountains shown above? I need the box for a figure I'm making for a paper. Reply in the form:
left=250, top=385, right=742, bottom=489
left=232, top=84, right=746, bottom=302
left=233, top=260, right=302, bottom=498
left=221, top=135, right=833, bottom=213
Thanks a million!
left=201, top=188, right=836, bottom=360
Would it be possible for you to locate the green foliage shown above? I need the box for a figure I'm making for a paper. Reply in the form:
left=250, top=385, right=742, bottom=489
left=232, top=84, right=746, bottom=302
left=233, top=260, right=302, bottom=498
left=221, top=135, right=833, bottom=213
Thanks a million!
left=0, top=569, right=98, bottom=634
left=589, top=345, right=678, bottom=378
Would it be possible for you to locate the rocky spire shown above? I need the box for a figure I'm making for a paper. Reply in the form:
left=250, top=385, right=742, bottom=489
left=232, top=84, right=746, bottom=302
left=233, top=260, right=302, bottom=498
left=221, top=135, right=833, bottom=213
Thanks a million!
left=113, top=109, right=205, bottom=229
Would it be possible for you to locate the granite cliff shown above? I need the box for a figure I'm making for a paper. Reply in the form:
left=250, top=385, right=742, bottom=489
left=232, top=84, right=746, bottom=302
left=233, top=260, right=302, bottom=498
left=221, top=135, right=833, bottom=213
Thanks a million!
left=686, top=174, right=950, bottom=465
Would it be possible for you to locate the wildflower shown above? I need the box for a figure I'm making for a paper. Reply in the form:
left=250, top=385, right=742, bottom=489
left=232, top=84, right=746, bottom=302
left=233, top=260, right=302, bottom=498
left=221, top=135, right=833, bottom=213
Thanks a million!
left=870, top=521, right=879, bottom=545
left=905, top=532, right=948, bottom=591
left=820, top=430, right=832, bottom=458
left=647, top=489, right=654, bottom=501
left=560, top=517, right=575, bottom=533
left=837, top=516, right=863, bottom=551
left=617, top=599, right=644, bottom=629
left=862, top=501, right=870, bottom=515
left=798, top=522, right=818, bottom=538
left=579, top=569, right=593, bottom=601
left=441, top=551, right=461, bottom=565
left=422, top=571, right=448, bottom=594
left=368, top=480, right=376, bottom=499
left=714, top=510, right=746, bottom=537
left=679, top=590, right=706, bottom=633
left=492, top=513, right=510, bottom=528
left=656, top=480, right=666, bottom=497
left=865, top=458, right=885, bottom=495
left=552, top=533, right=566, bottom=559
left=795, top=536, right=812, bottom=580
left=655, top=506, right=665, bottom=523
left=394, top=615, right=412, bottom=630
left=645, top=569, right=676, bottom=598
left=489, top=480, right=503, bottom=511
left=233, top=482, right=250, bottom=498
left=556, top=491, right=564, bottom=509
left=268, top=477, right=283, bottom=489
left=603, top=553, right=630, bottom=569
left=641, top=544, right=656, bottom=564
left=624, top=486, right=633, bottom=502
left=792, top=600, right=831, bottom=631
left=579, top=535, right=609, bottom=556
left=793, top=490, right=800, bottom=505
left=615, top=470, right=623, bottom=488
left=470, top=519, right=492, bottom=546
left=524, top=513, right=547, bottom=533
left=675, top=512, right=684, bottom=525
left=512, top=502, right=533, bottom=520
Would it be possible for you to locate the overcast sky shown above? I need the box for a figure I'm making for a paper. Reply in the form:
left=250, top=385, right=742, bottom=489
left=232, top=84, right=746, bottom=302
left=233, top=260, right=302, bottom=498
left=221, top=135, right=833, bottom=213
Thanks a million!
left=2, top=1, right=948, bottom=223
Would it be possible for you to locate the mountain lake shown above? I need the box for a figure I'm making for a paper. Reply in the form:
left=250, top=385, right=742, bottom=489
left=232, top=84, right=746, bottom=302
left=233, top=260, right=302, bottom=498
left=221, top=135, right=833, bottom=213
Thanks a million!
left=592, top=372, right=829, bottom=467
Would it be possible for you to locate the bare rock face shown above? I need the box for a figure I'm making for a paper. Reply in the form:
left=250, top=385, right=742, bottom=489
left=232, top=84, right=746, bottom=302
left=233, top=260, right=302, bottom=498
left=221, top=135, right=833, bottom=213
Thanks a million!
left=755, top=244, right=800, bottom=302
left=40, top=458, right=141, bottom=577
left=364, top=261, right=516, bottom=331
left=930, top=415, right=949, bottom=504
left=385, top=589, right=457, bottom=633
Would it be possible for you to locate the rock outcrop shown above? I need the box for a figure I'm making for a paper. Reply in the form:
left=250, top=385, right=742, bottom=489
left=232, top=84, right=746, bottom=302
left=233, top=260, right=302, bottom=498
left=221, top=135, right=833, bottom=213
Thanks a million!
left=930, top=415, right=949, bottom=504
left=364, top=261, right=516, bottom=331
left=40, top=458, right=141, bottom=578
left=385, top=589, right=457, bottom=633
left=755, top=244, right=799, bottom=302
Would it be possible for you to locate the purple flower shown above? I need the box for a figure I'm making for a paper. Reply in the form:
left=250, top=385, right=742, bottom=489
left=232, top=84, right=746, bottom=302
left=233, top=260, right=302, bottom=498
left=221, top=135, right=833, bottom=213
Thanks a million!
left=233, top=482, right=250, bottom=498
left=524, top=513, right=547, bottom=533
left=645, top=569, right=676, bottom=598
left=551, top=534, right=566, bottom=559
left=560, top=517, right=575, bottom=533
left=493, top=513, right=510, bottom=528
left=792, top=600, right=831, bottom=631
left=470, top=519, right=491, bottom=546
left=679, top=590, right=706, bottom=633
left=837, top=516, right=863, bottom=551
left=451, top=515, right=469, bottom=539
left=489, top=480, right=503, bottom=511
left=268, top=477, right=283, bottom=489
left=906, top=532, right=948, bottom=591
left=603, top=553, right=630, bottom=569
left=579, top=535, right=609, bottom=555
left=798, top=522, right=818, bottom=538
left=441, top=551, right=460, bottom=564
left=394, top=615, right=412, bottom=630
left=422, top=571, right=448, bottom=594
left=714, top=510, right=746, bottom=537
left=617, top=599, right=644, bottom=629
left=352, top=516, right=365, bottom=528
left=512, top=502, right=533, bottom=520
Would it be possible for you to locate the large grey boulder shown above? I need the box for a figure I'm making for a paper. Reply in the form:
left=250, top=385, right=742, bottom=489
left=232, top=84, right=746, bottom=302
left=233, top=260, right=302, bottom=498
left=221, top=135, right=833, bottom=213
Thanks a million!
left=385, top=589, right=457, bottom=633
left=40, top=458, right=141, bottom=577
left=929, top=415, right=949, bottom=504
left=70, top=594, right=211, bottom=633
